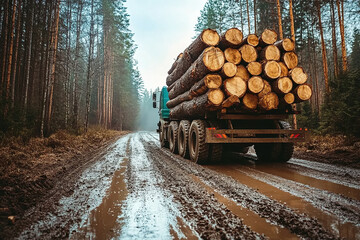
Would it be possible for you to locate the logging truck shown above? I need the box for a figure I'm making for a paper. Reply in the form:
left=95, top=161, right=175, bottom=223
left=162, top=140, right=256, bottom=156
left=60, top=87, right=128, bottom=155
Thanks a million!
left=153, top=86, right=306, bottom=164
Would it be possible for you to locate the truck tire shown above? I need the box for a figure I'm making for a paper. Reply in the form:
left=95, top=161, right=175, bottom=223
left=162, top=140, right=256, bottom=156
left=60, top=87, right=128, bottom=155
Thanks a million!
left=168, top=121, right=179, bottom=153
left=178, top=120, right=190, bottom=158
left=189, top=120, right=209, bottom=164
left=254, top=143, right=281, bottom=162
left=159, top=121, right=169, bottom=148
left=277, top=121, right=294, bottom=162
left=207, top=121, right=223, bottom=163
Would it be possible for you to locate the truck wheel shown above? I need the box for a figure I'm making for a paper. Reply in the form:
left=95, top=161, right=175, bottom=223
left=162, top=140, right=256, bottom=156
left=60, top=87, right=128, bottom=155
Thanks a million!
left=159, top=121, right=169, bottom=148
left=277, top=121, right=294, bottom=162
left=189, top=120, right=209, bottom=164
left=168, top=121, right=179, bottom=153
left=254, top=143, right=281, bottom=162
left=207, top=121, right=222, bottom=163
left=178, top=120, right=190, bottom=158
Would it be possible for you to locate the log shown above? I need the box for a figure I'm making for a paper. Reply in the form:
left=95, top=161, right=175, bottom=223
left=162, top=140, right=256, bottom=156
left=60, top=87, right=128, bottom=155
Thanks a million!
left=240, top=34, right=259, bottom=47
left=259, top=29, right=278, bottom=46
left=248, top=76, right=264, bottom=94
left=224, top=48, right=241, bottom=64
left=293, top=84, right=312, bottom=102
left=246, top=62, right=262, bottom=76
left=166, top=50, right=192, bottom=86
left=289, top=66, right=308, bottom=84
left=223, top=77, right=247, bottom=97
left=169, top=89, right=225, bottom=119
left=166, top=74, right=222, bottom=109
left=279, top=62, right=289, bottom=77
left=262, top=61, right=281, bottom=80
left=274, top=38, right=295, bottom=52
left=272, top=77, right=293, bottom=94
left=258, top=80, right=272, bottom=99
left=168, top=47, right=225, bottom=99
left=235, top=65, right=250, bottom=81
left=219, top=28, right=243, bottom=49
left=167, top=52, right=183, bottom=75
left=259, top=92, right=279, bottom=110
left=222, top=95, right=240, bottom=108
left=260, top=45, right=281, bottom=61
left=282, top=93, right=295, bottom=105
left=242, top=93, right=258, bottom=110
left=187, top=28, right=220, bottom=60
left=239, top=44, right=258, bottom=63
left=220, top=62, right=237, bottom=78
left=282, top=51, right=298, bottom=69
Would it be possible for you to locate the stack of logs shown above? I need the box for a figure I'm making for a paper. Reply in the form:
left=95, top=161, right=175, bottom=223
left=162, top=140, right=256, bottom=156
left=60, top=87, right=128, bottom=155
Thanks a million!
left=166, top=28, right=312, bottom=119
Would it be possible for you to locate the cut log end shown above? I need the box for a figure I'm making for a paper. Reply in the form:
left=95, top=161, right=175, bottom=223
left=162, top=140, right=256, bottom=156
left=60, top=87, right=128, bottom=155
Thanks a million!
left=260, top=29, right=278, bottom=45
left=247, top=62, right=262, bottom=76
left=224, top=48, right=241, bottom=64
left=282, top=38, right=295, bottom=51
left=259, top=92, right=279, bottom=110
left=246, top=34, right=259, bottom=47
left=248, top=76, right=264, bottom=94
left=208, top=89, right=225, bottom=106
left=222, top=95, right=240, bottom=108
left=240, top=44, right=258, bottom=63
left=202, top=29, right=221, bottom=46
left=261, top=45, right=280, bottom=61
left=283, top=93, right=295, bottom=104
left=221, top=62, right=237, bottom=78
left=223, top=28, right=243, bottom=48
left=279, top=62, right=289, bottom=77
left=243, top=93, right=258, bottom=110
left=235, top=65, right=250, bottom=81
left=203, top=47, right=225, bottom=71
left=294, top=84, right=312, bottom=102
left=204, top=74, right=222, bottom=89
left=273, top=77, right=293, bottom=94
left=290, top=67, right=308, bottom=84
left=263, top=61, right=281, bottom=79
left=224, top=77, right=247, bottom=97
left=282, top=52, right=298, bottom=69
left=258, top=80, right=272, bottom=99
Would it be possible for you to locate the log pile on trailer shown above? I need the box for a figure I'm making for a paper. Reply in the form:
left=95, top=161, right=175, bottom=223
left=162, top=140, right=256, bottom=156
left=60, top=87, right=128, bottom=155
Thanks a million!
left=166, top=28, right=312, bottom=119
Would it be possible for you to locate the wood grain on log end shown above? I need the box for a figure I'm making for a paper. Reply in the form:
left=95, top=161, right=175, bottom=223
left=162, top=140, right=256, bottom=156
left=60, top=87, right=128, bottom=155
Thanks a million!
left=263, top=61, right=281, bottom=80
left=208, top=89, right=225, bottom=106
left=294, top=84, right=312, bottom=102
left=204, top=74, right=222, bottom=89
left=202, top=29, right=221, bottom=46
left=242, top=34, right=259, bottom=47
left=259, top=92, right=279, bottom=110
left=260, top=29, right=278, bottom=45
left=243, top=93, right=258, bottom=110
left=283, top=93, right=295, bottom=104
left=239, top=44, right=258, bottom=63
left=282, top=51, right=298, bottom=69
left=275, top=38, right=295, bottom=52
left=224, top=48, right=241, bottom=64
left=247, top=61, right=262, bottom=76
left=235, top=65, right=250, bottom=81
left=221, top=62, right=237, bottom=78
left=260, top=45, right=280, bottom=61
left=203, top=47, right=225, bottom=71
left=224, top=77, right=247, bottom=97
left=273, top=77, right=293, bottom=94
left=258, top=80, right=272, bottom=99
left=220, top=28, right=243, bottom=48
left=248, top=76, right=265, bottom=94
left=279, top=62, right=289, bottom=77
left=222, top=95, right=240, bottom=108
left=290, top=66, right=308, bottom=84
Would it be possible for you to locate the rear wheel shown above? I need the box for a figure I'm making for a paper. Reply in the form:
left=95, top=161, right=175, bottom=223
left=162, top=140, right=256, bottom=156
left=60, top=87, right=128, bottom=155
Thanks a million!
left=277, top=121, right=294, bottom=162
left=207, top=121, right=223, bottom=163
left=178, top=120, right=190, bottom=158
left=168, top=121, right=179, bottom=153
left=189, top=120, right=209, bottom=164
left=159, top=121, right=169, bottom=148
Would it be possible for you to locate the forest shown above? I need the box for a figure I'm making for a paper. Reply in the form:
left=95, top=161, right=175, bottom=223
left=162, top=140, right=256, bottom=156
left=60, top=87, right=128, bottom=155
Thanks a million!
left=195, top=0, right=360, bottom=137
left=0, top=0, right=143, bottom=139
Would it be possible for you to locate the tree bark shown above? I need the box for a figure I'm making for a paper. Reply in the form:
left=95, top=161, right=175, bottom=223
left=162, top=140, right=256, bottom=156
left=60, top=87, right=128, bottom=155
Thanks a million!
left=246, top=61, right=262, bottom=75
left=11, top=0, right=21, bottom=108
left=330, top=0, right=339, bottom=77
left=248, top=76, right=264, bottom=94
left=166, top=50, right=192, bottom=86
left=223, top=77, right=247, bottom=97
left=187, top=28, right=220, bottom=60
left=336, top=0, right=347, bottom=72
left=168, top=47, right=224, bottom=99
left=168, top=52, right=183, bottom=75
left=1, top=0, right=9, bottom=94
left=246, top=0, right=250, bottom=34
left=224, top=48, right=241, bottom=64
left=276, top=0, right=283, bottom=39
left=289, top=0, right=295, bottom=42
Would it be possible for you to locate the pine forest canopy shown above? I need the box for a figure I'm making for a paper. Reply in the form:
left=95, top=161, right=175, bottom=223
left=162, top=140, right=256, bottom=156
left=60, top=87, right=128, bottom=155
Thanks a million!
left=0, top=0, right=144, bottom=137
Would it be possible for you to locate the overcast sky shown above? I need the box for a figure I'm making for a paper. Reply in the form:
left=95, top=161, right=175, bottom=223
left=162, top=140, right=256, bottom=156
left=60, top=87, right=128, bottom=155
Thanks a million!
left=125, top=0, right=207, bottom=91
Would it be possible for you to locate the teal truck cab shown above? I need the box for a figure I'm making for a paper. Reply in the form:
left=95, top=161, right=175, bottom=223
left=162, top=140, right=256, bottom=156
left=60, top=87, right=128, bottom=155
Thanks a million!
left=153, top=86, right=305, bottom=164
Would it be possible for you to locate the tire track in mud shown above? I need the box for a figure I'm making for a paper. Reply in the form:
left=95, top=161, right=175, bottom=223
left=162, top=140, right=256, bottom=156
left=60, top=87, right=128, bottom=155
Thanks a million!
left=141, top=132, right=337, bottom=240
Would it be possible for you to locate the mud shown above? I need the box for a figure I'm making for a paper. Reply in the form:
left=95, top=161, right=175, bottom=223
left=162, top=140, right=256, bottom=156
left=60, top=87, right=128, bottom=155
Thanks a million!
left=1, top=131, right=360, bottom=240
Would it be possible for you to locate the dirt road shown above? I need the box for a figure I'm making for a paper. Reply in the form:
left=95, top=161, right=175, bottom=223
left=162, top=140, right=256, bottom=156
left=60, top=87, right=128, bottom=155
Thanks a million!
left=11, top=132, right=360, bottom=239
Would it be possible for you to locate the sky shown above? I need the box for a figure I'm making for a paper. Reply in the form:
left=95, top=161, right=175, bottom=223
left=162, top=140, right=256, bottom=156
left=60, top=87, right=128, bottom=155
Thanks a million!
left=125, top=0, right=207, bottom=91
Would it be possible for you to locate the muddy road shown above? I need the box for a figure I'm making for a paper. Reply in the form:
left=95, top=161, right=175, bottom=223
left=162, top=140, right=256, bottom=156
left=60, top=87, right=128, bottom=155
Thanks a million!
left=9, top=132, right=360, bottom=239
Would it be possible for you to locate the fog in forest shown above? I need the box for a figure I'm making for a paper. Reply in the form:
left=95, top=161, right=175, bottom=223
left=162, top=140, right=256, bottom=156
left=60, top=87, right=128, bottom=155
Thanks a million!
left=137, top=89, right=160, bottom=131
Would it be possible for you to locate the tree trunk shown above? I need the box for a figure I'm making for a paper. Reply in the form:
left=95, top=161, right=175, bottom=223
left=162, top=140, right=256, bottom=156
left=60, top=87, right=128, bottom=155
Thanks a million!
left=11, top=0, right=21, bottom=108
left=262, top=61, right=281, bottom=80
left=336, top=0, right=347, bottom=72
left=274, top=38, right=295, bottom=52
left=259, top=92, right=279, bottom=111
left=219, top=28, right=243, bottom=49
left=316, top=1, right=329, bottom=93
left=289, top=0, right=295, bottom=42
left=259, top=29, right=277, bottom=46
left=224, top=48, right=241, bottom=64
left=220, top=62, right=237, bottom=78
left=330, top=0, right=339, bottom=77
left=187, top=28, right=220, bottom=60
left=167, top=53, right=183, bottom=75
left=166, top=74, right=222, bottom=109
left=246, top=0, right=250, bottom=34
left=281, top=51, right=298, bottom=69
left=276, top=0, right=283, bottom=39
left=253, top=0, right=257, bottom=35
left=1, top=0, right=9, bottom=94
left=246, top=61, right=262, bottom=75
left=169, top=89, right=225, bottom=119
left=289, top=67, right=308, bottom=84
left=223, top=77, right=247, bottom=97
left=239, top=44, right=257, bottom=63
left=235, top=65, right=250, bottom=81
left=166, top=50, right=192, bottom=86
left=168, top=47, right=224, bottom=99
left=272, top=77, right=293, bottom=94
left=247, top=76, right=264, bottom=94
left=260, top=45, right=280, bottom=61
